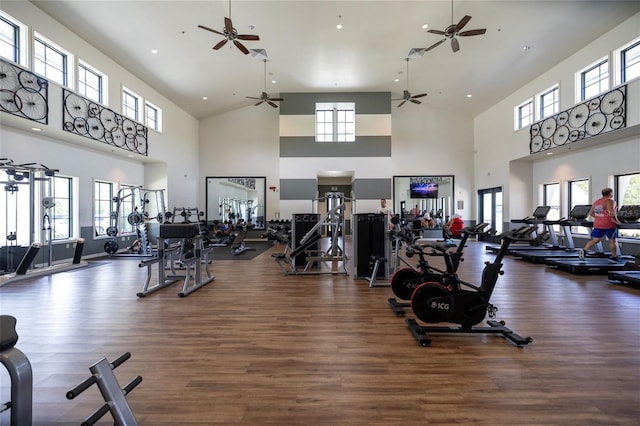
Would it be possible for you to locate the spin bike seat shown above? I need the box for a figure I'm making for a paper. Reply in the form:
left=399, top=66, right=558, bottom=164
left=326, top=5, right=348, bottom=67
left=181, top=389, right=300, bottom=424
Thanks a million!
left=0, top=315, right=18, bottom=351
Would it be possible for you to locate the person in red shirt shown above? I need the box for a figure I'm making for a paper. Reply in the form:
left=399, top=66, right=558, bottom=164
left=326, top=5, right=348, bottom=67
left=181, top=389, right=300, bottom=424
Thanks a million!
left=444, top=214, right=464, bottom=239
left=578, top=187, right=621, bottom=263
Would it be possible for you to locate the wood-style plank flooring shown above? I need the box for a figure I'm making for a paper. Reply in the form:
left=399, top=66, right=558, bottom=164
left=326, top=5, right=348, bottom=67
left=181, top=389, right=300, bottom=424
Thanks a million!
left=1, top=238, right=639, bottom=425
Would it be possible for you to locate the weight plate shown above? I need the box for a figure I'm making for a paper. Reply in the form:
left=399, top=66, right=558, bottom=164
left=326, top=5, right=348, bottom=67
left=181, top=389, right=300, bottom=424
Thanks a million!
left=128, top=212, right=143, bottom=225
left=104, top=240, right=119, bottom=254
left=106, top=226, right=118, bottom=237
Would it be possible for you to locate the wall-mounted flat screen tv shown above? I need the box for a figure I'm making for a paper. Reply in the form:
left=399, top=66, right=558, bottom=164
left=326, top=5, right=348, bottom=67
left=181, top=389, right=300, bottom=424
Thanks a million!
left=409, top=178, right=438, bottom=199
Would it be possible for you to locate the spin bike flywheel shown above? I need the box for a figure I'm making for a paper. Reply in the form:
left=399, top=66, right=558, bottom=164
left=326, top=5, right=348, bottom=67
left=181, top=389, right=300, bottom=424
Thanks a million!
left=410, top=282, right=453, bottom=324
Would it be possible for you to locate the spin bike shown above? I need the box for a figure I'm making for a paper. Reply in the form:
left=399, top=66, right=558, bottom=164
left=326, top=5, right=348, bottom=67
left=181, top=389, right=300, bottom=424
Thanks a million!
left=388, top=222, right=490, bottom=316
left=405, top=227, right=534, bottom=347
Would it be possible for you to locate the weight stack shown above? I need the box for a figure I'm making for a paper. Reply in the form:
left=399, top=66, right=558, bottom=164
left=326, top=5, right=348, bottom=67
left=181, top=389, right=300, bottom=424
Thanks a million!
left=352, top=213, right=389, bottom=280
left=291, top=214, right=320, bottom=267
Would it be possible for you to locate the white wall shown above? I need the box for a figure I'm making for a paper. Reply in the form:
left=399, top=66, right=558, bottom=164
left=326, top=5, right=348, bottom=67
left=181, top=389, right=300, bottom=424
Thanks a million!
left=474, top=12, right=640, bottom=222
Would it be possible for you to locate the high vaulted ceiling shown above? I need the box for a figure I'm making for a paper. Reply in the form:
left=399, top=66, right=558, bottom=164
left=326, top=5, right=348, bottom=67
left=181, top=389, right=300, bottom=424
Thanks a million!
left=30, top=1, right=640, bottom=120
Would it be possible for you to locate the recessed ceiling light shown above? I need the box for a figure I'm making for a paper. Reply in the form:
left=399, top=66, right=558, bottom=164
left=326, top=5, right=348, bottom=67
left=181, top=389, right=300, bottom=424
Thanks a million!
left=421, top=23, right=429, bottom=30
left=546, top=152, right=553, bottom=155
left=522, top=45, right=531, bottom=51
left=127, top=154, right=134, bottom=158
left=466, top=94, right=472, bottom=98
left=394, top=78, right=400, bottom=82
left=31, top=127, right=41, bottom=132
left=202, top=96, right=208, bottom=100
left=271, top=80, right=276, bottom=84
left=151, top=49, right=158, bottom=54
left=336, top=24, right=343, bottom=29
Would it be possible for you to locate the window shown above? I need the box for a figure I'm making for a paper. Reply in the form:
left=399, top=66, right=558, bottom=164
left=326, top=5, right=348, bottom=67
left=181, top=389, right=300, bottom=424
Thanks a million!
left=51, top=176, right=73, bottom=241
left=539, top=86, right=559, bottom=119
left=543, top=183, right=560, bottom=231
left=0, top=14, right=19, bottom=62
left=616, top=172, right=640, bottom=239
left=569, top=179, right=590, bottom=235
left=78, top=60, right=106, bottom=104
left=515, top=99, right=533, bottom=130
left=315, top=102, right=355, bottom=142
left=621, top=40, right=640, bottom=83
left=478, top=187, right=502, bottom=234
left=94, top=180, right=113, bottom=237
left=145, top=101, right=162, bottom=132
left=33, top=33, right=73, bottom=87
left=579, top=58, right=608, bottom=101
left=0, top=11, right=26, bottom=66
left=122, top=87, right=140, bottom=121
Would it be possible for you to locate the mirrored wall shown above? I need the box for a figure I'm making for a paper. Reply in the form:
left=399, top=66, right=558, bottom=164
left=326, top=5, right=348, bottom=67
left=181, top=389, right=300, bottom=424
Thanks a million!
left=393, top=175, right=454, bottom=227
left=205, top=177, right=266, bottom=229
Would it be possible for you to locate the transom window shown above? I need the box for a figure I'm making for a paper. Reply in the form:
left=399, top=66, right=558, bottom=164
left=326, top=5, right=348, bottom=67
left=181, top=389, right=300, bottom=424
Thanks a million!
left=33, top=33, right=72, bottom=87
left=78, top=60, right=105, bottom=104
left=515, top=99, right=533, bottom=130
left=539, top=86, right=559, bottom=119
left=621, top=40, right=640, bottom=83
left=315, top=102, right=355, bottom=142
left=122, top=87, right=140, bottom=121
left=580, top=58, right=609, bottom=101
left=145, top=101, right=162, bottom=132
left=0, top=15, right=18, bottom=63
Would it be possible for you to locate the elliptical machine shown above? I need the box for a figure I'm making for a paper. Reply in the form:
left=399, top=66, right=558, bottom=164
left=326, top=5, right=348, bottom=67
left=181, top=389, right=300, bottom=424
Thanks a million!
left=406, top=227, right=535, bottom=347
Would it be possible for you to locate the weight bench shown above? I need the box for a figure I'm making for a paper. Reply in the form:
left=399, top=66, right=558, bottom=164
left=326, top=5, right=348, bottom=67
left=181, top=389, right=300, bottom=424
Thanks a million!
left=272, top=233, right=325, bottom=275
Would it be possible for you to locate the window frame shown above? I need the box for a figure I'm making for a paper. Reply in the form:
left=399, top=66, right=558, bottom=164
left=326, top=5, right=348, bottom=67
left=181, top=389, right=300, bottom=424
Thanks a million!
left=620, top=39, right=640, bottom=84
left=145, top=100, right=162, bottom=132
left=577, top=57, right=609, bottom=102
left=0, top=10, right=27, bottom=66
left=568, top=178, right=590, bottom=235
left=50, top=175, right=74, bottom=241
left=538, top=85, right=559, bottom=120
left=94, top=180, right=114, bottom=238
left=514, top=98, right=533, bottom=130
left=33, top=32, right=74, bottom=88
left=78, top=60, right=107, bottom=104
left=315, top=102, right=355, bottom=142
left=616, top=172, right=640, bottom=239
left=122, top=86, right=141, bottom=122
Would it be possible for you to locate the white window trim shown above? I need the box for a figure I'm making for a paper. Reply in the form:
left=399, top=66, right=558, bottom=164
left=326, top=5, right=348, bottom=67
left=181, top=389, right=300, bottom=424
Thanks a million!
left=536, top=83, right=560, bottom=121
left=315, top=102, right=355, bottom=142
left=78, top=59, right=108, bottom=105
left=0, top=10, right=28, bottom=67
left=33, top=31, right=74, bottom=88
left=514, top=98, right=533, bottom=131
left=574, top=55, right=610, bottom=104
left=122, top=85, right=142, bottom=122
left=613, top=36, right=640, bottom=86
left=145, top=100, right=162, bottom=132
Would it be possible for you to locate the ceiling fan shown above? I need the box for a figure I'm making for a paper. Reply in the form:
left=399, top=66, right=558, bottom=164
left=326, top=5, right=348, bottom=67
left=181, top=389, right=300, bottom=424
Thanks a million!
left=197, top=0, right=259, bottom=55
left=393, top=58, right=427, bottom=107
left=425, top=0, right=486, bottom=53
left=246, top=59, right=283, bottom=108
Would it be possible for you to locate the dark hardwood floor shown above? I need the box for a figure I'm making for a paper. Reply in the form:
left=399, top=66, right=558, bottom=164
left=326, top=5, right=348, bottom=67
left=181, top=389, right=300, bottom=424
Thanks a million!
left=1, top=238, right=639, bottom=425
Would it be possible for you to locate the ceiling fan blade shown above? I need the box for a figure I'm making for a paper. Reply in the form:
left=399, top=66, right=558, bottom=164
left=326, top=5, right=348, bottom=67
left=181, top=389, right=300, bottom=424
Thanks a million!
left=224, top=17, right=234, bottom=33
left=455, top=15, right=472, bottom=32
left=267, top=101, right=278, bottom=108
left=451, top=37, right=460, bottom=52
left=197, top=25, right=225, bottom=36
left=213, top=39, right=228, bottom=50
left=411, top=93, right=427, bottom=99
left=424, top=38, right=447, bottom=52
left=427, top=29, right=447, bottom=35
left=270, top=97, right=284, bottom=102
left=397, top=100, right=407, bottom=107
left=246, top=96, right=261, bottom=100
left=410, top=99, right=422, bottom=104
left=233, top=40, right=250, bottom=54
left=237, top=34, right=260, bottom=41
left=459, top=28, right=486, bottom=37
left=254, top=100, right=264, bottom=106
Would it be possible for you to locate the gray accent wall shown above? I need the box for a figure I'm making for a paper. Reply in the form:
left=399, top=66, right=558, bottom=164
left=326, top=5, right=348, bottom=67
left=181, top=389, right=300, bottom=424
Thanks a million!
left=280, top=136, right=391, bottom=157
left=280, top=179, right=318, bottom=200
left=352, top=178, right=392, bottom=199
left=280, top=92, right=391, bottom=115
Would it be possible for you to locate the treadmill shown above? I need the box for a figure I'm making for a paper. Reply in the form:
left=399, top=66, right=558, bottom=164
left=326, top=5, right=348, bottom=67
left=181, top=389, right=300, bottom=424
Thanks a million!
left=607, top=205, right=640, bottom=285
left=511, top=204, right=591, bottom=263
left=486, top=206, right=553, bottom=254
left=546, top=205, right=639, bottom=275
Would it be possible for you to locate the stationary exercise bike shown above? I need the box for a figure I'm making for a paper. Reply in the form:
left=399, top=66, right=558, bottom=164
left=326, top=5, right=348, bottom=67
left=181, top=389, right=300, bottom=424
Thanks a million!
left=405, top=227, right=535, bottom=347
left=387, top=222, right=490, bottom=316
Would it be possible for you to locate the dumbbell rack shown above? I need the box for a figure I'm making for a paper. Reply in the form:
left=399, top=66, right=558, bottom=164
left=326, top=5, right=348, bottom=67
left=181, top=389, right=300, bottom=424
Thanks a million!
left=66, top=352, right=142, bottom=426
